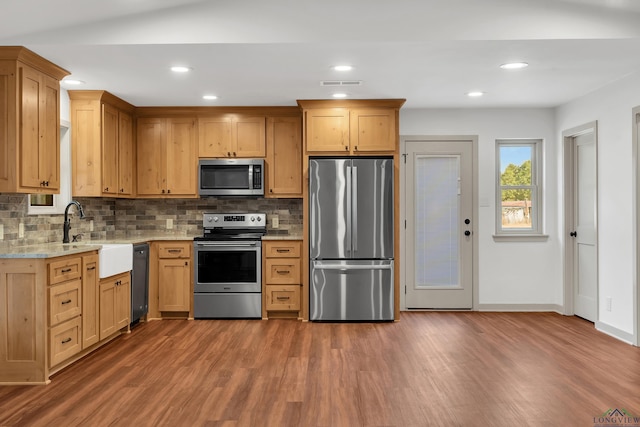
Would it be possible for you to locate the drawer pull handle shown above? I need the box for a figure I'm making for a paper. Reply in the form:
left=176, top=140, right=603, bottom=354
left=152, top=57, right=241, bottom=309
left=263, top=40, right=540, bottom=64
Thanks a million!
left=276, top=296, right=290, bottom=301
left=276, top=249, right=291, bottom=253
left=61, top=268, right=72, bottom=273
left=276, top=270, right=290, bottom=274
left=61, top=338, right=72, bottom=344
left=87, top=266, right=96, bottom=271
left=61, top=299, right=72, bottom=305
left=168, top=249, right=181, bottom=253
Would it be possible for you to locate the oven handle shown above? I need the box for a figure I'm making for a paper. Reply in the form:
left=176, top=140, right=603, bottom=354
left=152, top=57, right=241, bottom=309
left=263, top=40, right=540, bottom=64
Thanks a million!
left=195, top=242, right=259, bottom=247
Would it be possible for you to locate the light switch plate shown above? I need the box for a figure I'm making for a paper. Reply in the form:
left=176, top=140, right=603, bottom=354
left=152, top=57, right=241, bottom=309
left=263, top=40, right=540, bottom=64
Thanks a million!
left=0, top=224, right=3, bottom=240
left=166, top=218, right=173, bottom=229
left=89, top=220, right=94, bottom=232
left=18, top=222, right=24, bottom=238
left=272, top=216, right=279, bottom=229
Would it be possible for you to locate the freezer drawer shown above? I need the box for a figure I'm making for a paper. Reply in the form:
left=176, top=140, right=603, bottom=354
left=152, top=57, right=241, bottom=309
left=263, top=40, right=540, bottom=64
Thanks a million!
left=310, top=260, right=394, bottom=321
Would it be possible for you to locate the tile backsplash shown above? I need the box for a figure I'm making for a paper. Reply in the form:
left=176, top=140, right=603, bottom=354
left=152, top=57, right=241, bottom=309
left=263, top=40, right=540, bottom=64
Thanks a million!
left=0, top=194, right=302, bottom=249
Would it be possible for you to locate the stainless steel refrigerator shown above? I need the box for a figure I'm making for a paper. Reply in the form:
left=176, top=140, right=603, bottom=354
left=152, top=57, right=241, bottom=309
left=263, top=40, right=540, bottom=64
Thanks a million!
left=309, top=157, right=394, bottom=321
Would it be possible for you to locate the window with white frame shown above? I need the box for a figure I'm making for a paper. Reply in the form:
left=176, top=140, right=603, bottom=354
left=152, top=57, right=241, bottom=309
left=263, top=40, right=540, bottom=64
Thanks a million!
left=495, top=139, right=543, bottom=235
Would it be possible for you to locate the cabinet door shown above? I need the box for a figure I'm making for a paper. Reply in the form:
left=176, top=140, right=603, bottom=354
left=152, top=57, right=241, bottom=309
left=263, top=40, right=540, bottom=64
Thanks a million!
left=305, top=108, right=349, bottom=152
left=233, top=116, right=266, bottom=157
left=40, top=74, right=60, bottom=191
left=165, top=118, right=197, bottom=196
left=82, top=254, right=99, bottom=349
left=349, top=108, right=396, bottom=152
left=101, top=104, right=119, bottom=195
left=99, top=279, right=116, bottom=340
left=158, top=259, right=191, bottom=312
left=115, top=275, right=130, bottom=330
left=19, top=66, right=43, bottom=190
left=136, top=118, right=165, bottom=195
left=266, top=117, right=302, bottom=197
left=118, top=110, right=134, bottom=196
left=198, top=116, right=232, bottom=158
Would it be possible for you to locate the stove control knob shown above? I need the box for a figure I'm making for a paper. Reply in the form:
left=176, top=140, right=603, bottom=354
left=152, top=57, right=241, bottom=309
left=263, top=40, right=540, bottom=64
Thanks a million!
left=206, top=216, right=213, bottom=223
left=213, top=216, right=219, bottom=222
left=250, top=216, right=255, bottom=222
left=257, top=216, right=262, bottom=222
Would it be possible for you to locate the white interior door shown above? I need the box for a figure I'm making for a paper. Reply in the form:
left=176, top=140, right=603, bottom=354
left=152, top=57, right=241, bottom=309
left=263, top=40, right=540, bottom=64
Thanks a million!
left=571, top=131, right=598, bottom=321
left=404, top=139, right=474, bottom=309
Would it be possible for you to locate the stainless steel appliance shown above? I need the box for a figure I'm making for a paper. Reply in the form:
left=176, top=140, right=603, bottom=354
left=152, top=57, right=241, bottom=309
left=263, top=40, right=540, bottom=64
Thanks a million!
left=198, top=158, right=264, bottom=197
left=131, top=243, right=149, bottom=326
left=193, top=213, right=266, bottom=318
left=309, top=157, right=394, bottom=321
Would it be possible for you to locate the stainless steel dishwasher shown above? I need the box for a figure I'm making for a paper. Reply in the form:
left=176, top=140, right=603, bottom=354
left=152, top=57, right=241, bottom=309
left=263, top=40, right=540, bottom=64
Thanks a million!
left=131, top=243, right=149, bottom=326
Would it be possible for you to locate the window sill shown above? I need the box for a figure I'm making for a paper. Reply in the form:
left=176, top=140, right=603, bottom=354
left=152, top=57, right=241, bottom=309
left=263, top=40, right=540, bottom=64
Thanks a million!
left=492, top=234, right=549, bottom=242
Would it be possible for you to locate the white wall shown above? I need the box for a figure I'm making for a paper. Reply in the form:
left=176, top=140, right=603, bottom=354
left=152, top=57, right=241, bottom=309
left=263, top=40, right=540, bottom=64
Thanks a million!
left=556, top=71, right=640, bottom=337
left=399, top=108, right=562, bottom=307
left=61, top=88, right=70, bottom=122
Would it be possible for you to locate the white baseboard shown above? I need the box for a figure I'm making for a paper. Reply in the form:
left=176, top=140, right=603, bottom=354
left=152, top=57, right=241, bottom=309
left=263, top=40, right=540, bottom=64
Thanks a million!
left=595, top=321, right=635, bottom=345
left=476, top=303, right=564, bottom=313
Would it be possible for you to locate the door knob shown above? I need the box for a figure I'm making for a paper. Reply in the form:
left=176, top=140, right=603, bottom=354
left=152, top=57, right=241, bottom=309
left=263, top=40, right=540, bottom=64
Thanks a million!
left=570, top=231, right=577, bottom=237
left=464, top=230, right=471, bottom=236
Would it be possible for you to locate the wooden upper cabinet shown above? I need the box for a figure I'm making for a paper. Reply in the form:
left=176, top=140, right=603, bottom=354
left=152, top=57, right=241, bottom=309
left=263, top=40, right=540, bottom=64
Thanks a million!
left=199, top=115, right=266, bottom=158
left=69, top=90, right=135, bottom=197
left=0, top=47, right=69, bottom=194
left=298, top=99, right=405, bottom=155
left=350, top=108, right=396, bottom=152
left=137, top=117, right=197, bottom=197
left=305, top=108, right=349, bottom=153
left=266, top=116, right=302, bottom=198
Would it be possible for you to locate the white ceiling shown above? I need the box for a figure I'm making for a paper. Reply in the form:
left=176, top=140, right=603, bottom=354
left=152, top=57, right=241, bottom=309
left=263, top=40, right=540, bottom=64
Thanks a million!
left=2, top=0, right=640, bottom=108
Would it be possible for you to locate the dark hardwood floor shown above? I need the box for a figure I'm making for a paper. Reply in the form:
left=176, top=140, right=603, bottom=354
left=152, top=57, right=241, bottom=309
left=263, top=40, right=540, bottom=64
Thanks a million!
left=1, top=312, right=639, bottom=426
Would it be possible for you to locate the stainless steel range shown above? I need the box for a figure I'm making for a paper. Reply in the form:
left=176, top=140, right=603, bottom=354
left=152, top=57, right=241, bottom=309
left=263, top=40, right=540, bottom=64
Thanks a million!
left=193, top=213, right=266, bottom=319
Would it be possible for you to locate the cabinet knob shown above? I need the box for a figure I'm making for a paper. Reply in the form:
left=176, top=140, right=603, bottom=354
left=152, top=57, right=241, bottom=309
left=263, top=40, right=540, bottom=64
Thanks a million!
left=104, top=187, right=109, bottom=192
left=233, top=152, right=237, bottom=157
left=167, top=189, right=171, bottom=194
left=227, top=152, right=231, bottom=157
left=345, top=146, right=349, bottom=151
left=162, top=189, right=165, bottom=193
left=120, top=188, right=124, bottom=193
left=354, top=146, right=358, bottom=151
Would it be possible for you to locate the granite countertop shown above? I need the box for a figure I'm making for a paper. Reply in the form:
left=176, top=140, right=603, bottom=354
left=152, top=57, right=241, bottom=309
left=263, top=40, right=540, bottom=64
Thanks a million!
left=0, top=233, right=303, bottom=258
left=262, top=235, right=303, bottom=241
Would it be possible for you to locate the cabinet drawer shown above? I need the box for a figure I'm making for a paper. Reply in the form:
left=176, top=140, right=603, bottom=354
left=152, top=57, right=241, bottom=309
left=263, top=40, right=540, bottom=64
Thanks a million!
left=158, top=242, right=191, bottom=259
left=264, top=241, right=301, bottom=258
left=49, top=257, right=82, bottom=285
left=49, top=279, right=82, bottom=326
left=265, top=285, right=300, bottom=311
left=265, top=258, right=300, bottom=284
left=49, top=316, right=82, bottom=367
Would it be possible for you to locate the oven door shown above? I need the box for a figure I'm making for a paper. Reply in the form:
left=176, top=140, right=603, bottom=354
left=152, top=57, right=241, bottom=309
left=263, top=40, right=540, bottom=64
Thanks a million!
left=194, top=241, right=261, bottom=293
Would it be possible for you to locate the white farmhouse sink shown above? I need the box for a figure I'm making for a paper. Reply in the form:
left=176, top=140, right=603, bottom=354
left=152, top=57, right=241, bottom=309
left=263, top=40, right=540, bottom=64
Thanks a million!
left=99, top=244, right=133, bottom=279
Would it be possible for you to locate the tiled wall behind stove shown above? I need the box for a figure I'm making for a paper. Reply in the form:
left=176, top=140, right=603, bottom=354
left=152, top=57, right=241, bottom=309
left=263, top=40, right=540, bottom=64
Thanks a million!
left=114, top=198, right=303, bottom=237
left=0, top=195, right=116, bottom=249
left=0, top=195, right=302, bottom=249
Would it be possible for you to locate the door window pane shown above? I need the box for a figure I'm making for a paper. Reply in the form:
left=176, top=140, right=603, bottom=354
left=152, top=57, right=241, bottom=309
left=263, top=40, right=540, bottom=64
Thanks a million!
left=415, top=155, right=460, bottom=287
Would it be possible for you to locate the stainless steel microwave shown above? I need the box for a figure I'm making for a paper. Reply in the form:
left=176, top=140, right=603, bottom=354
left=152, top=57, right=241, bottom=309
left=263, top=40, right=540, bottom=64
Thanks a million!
left=198, top=159, right=264, bottom=197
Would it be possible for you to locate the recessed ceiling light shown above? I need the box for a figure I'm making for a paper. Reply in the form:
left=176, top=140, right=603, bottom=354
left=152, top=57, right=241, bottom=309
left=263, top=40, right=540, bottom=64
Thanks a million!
left=202, top=95, right=218, bottom=100
left=62, top=79, right=85, bottom=85
left=171, top=66, right=192, bottom=73
left=333, top=65, right=353, bottom=72
left=467, top=91, right=484, bottom=97
left=500, top=62, right=529, bottom=70
left=332, top=93, right=348, bottom=98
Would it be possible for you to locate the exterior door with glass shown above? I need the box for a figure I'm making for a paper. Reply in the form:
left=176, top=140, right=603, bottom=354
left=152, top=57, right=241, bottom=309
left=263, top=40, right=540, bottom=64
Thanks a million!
left=404, top=138, right=474, bottom=309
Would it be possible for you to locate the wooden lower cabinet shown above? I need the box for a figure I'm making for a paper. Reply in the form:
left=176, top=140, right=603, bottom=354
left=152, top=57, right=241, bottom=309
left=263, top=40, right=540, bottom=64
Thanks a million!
left=149, top=241, right=193, bottom=319
left=99, top=272, right=131, bottom=340
left=82, top=255, right=100, bottom=349
left=49, top=316, right=82, bottom=367
left=262, top=240, right=302, bottom=319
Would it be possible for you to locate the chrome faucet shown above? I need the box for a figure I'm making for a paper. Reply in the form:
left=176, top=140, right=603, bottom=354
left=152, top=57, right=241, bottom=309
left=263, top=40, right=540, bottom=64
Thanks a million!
left=63, top=200, right=86, bottom=243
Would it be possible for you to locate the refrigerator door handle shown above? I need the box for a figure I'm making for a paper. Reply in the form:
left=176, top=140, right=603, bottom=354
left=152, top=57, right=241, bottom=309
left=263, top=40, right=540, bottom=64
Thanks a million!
left=313, top=263, right=393, bottom=271
left=352, top=166, right=358, bottom=253
left=346, top=164, right=352, bottom=255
